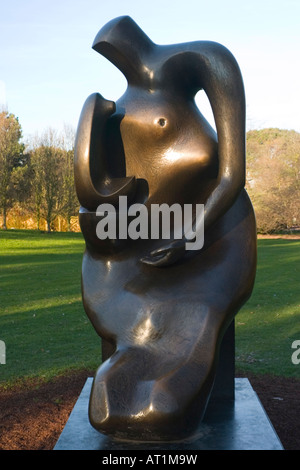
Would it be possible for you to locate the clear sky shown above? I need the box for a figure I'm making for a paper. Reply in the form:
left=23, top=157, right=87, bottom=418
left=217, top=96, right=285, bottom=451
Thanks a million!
left=0, top=0, right=299, bottom=143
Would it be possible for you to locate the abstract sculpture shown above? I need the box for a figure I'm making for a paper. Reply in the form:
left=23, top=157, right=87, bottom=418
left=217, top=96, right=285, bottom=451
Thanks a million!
left=74, top=16, right=256, bottom=442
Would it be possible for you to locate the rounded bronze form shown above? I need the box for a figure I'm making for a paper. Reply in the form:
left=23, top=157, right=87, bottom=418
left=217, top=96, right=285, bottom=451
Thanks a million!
left=75, top=16, right=256, bottom=442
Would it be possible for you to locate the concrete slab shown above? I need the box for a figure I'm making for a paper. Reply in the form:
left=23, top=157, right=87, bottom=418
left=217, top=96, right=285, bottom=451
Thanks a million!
left=54, top=378, right=283, bottom=450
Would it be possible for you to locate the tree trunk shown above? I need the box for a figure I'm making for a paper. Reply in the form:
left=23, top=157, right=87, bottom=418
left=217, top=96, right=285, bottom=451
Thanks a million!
left=2, top=206, right=7, bottom=230
left=36, top=205, right=40, bottom=231
left=67, top=213, right=71, bottom=232
left=47, top=218, right=51, bottom=233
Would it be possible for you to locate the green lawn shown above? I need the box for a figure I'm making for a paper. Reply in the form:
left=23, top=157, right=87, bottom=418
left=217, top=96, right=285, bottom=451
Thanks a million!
left=236, top=238, right=300, bottom=377
left=0, top=230, right=299, bottom=386
left=0, top=229, right=101, bottom=386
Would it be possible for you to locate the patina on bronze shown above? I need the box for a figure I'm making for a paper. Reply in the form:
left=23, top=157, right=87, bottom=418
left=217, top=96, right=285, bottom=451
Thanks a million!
left=74, top=16, right=256, bottom=442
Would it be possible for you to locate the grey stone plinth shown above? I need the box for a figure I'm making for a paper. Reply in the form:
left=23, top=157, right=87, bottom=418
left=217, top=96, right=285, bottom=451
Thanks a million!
left=54, top=378, right=283, bottom=451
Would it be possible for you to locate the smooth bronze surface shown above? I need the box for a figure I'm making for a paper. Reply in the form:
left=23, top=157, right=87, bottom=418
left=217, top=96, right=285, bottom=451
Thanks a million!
left=74, top=16, right=256, bottom=442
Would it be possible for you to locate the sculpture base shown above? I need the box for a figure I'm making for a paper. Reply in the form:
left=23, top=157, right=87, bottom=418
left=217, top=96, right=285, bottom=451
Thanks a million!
left=54, top=378, right=283, bottom=450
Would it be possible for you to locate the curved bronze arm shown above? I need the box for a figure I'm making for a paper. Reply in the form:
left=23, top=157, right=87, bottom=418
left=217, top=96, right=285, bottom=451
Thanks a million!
left=142, top=43, right=246, bottom=266
left=90, top=17, right=246, bottom=265
left=186, top=42, right=246, bottom=231
left=74, top=92, right=136, bottom=211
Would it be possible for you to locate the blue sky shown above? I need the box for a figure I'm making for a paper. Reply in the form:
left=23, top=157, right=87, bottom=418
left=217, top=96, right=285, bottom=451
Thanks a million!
left=0, top=0, right=299, bottom=142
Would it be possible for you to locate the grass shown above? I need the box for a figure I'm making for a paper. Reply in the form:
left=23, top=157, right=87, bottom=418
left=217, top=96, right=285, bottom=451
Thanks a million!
left=0, top=229, right=101, bottom=386
left=236, top=238, right=300, bottom=377
left=0, top=230, right=299, bottom=387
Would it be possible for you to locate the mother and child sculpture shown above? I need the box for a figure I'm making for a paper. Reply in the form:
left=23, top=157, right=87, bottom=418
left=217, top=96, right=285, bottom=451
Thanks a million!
left=74, top=16, right=257, bottom=442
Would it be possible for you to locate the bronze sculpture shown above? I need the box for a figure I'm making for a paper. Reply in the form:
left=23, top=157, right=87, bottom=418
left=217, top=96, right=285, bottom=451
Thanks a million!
left=74, top=16, right=256, bottom=442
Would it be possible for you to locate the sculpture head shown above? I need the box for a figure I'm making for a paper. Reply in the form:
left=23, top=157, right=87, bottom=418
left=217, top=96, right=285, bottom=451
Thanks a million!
left=75, top=15, right=245, bottom=222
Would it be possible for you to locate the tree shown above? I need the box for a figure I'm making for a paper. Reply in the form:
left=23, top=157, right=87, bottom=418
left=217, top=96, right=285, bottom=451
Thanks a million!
left=30, top=128, right=64, bottom=232
left=0, top=111, right=24, bottom=229
left=59, top=125, right=79, bottom=231
left=29, top=147, right=44, bottom=230
left=9, top=154, right=32, bottom=210
left=246, top=129, right=300, bottom=232
left=60, top=148, right=78, bottom=231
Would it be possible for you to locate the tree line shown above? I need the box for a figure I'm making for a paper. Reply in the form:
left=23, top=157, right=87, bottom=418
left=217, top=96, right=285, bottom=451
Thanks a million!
left=0, top=111, right=78, bottom=232
left=246, top=128, right=300, bottom=233
left=0, top=110, right=299, bottom=233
